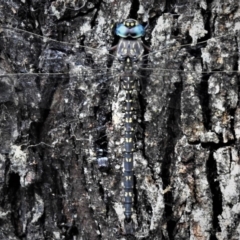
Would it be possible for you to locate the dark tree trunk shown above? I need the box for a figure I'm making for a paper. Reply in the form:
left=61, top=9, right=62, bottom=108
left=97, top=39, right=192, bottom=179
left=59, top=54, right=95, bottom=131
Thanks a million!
left=0, top=0, right=240, bottom=239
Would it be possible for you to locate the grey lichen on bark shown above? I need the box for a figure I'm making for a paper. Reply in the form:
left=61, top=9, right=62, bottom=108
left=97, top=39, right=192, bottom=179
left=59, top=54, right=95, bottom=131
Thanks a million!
left=0, top=0, right=240, bottom=239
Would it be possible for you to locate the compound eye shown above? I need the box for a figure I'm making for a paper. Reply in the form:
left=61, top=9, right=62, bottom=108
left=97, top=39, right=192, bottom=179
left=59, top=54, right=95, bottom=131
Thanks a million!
left=114, top=19, right=146, bottom=38
left=115, top=24, right=129, bottom=38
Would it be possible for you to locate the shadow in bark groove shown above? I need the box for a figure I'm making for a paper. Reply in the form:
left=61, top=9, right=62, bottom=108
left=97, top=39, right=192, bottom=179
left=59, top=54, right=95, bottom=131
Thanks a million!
left=164, top=81, right=182, bottom=238
left=207, top=151, right=222, bottom=240
left=199, top=75, right=211, bottom=130
left=8, top=172, right=21, bottom=237
left=129, top=0, right=140, bottom=20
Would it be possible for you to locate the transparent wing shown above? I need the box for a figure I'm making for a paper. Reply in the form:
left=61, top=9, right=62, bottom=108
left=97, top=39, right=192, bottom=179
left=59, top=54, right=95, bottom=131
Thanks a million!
left=0, top=25, right=116, bottom=232
left=0, top=26, right=115, bottom=164
left=137, top=29, right=240, bottom=163
left=1, top=24, right=240, bottom=236
left=1, top=26, right=239, bottom=156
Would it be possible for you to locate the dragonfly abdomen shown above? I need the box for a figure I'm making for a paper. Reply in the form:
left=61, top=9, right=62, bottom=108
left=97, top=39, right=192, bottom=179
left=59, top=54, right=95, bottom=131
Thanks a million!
left=123, top=77, right=136, bottom=221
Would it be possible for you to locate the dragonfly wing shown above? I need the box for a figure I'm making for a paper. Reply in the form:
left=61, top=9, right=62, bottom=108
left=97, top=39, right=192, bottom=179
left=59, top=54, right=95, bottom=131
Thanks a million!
left=1, top=2, right=240, bottom=238
left=134, top=14, right=240, bottom=235
left=1, top=22, right=118, bottom=229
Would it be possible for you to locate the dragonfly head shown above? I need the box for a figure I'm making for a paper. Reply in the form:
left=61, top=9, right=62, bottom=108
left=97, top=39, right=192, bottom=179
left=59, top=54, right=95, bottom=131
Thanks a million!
left=113, top=19, right=147, bottom=39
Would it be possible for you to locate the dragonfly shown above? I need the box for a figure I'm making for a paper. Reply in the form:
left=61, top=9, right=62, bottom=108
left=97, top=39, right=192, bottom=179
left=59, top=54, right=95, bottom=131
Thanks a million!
left=1, top=13, right=239, bottom=238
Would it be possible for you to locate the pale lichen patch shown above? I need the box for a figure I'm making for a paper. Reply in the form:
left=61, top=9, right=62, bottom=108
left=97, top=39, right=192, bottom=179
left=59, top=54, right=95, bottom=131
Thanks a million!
left=9, top=145, right=28, bottom=187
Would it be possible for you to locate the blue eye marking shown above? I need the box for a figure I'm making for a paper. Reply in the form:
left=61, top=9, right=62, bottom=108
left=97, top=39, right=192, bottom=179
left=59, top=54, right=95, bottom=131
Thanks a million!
left=114, top=21, right=146, bottom=38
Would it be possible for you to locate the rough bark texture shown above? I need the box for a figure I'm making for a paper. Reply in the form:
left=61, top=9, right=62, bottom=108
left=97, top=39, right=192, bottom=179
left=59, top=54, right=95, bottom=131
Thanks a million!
left=0, top=0, right=240, bottom=239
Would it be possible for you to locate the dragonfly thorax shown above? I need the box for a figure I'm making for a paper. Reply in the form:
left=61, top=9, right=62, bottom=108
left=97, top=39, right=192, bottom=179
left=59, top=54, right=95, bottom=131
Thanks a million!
left=116, top=39, right=144, bottom=67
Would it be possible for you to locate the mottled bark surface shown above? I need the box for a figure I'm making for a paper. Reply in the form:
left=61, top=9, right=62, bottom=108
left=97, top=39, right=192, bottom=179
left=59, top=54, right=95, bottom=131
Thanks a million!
left=0, top=0, right=240, bottom=239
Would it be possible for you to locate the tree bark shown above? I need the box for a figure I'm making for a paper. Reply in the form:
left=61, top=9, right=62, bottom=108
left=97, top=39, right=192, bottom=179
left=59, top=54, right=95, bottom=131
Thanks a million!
left=0, top=0, right=240, bottom=239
